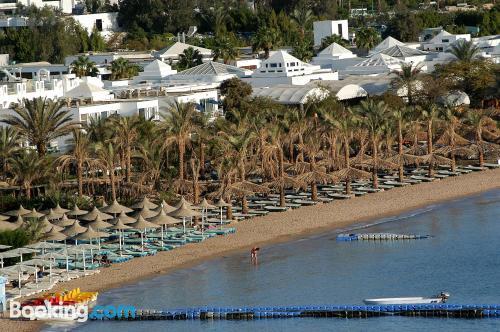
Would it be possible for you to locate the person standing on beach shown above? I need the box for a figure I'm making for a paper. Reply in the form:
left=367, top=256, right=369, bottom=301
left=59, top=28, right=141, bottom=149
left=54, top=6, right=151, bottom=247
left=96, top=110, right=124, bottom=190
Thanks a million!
left=251, top=247, right=259, bottom=265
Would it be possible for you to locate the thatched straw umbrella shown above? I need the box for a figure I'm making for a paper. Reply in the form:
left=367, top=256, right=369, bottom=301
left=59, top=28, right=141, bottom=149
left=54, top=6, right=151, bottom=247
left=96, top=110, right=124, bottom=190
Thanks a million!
left=332, top=167, right=371, bottom=195
left=111, top=212, right=135, bottom=225
left=52, top=203, right=69, bottom=215
left=109, top=219, right=132, bottom=254
left=52, top=214, right=75, bottom=227
left=100, top=199, right=133, bottom=215
left=0, top=214, right=9, bottom=221
left=74, top=225, right=109, bottom=248
left=62, top=220, right=86, bottom=238
left=131, top=207, right=158, bottom=219
left=174, top=196, right=192, bottom=209
left=40, top=217, right=64, bottom=233
left=195, top=198, right=215, bottom=234
left=0, top=220, right=19, bottom=232
left=129, top=216, right=160, bottom=251
left=169, top=202, right=201, bottom=236
left=44, top=209, right=63, bottom=221
left=67, top=204, right=88, bottom=217
left=149, top=209, right=181, bottom=246
left=79, top=207, right=113, bottom=221
left=23, top=208, right=44, bottom=220
left=5, top=205, right=30, bottom=217
left=42, top=226, right=67, bottom=242
left=130, top=197, right=158, bottom=210
left=214, top=198, right=232, bottom=226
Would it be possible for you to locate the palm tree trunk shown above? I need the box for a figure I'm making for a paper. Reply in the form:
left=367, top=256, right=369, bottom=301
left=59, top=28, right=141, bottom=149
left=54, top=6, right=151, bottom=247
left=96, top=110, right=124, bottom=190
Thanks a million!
left=126, top=146, right=131, bottom=183
left=200, top=143, right=205, bottom=178
left=427, top=119, right=434, bottom=178
left=372, top=136, right=379, bottom=189
left=311, top=181, right=318, bottom=201
left=477, top=129, right=484, bottom=167
left=110, top=168, right=116, bottom=200
left=398, top=119, right=404, bottom=183
left=77, top=162, right=83, bottom=198
left=25, top=182, right=31, bottom=199
left=178, top=140, right=185, bottom=181
left=36, top=142, right=47, bottom=157
left=278, top=147, right=286, bottom=207
left=344, top=138, right=351, bottom=195
left=297, top=134, right=304, bottom=163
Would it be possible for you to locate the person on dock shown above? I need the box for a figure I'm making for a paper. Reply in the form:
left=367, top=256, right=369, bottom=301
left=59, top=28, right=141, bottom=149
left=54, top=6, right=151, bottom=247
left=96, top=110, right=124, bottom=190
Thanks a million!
left=251, top=247, right=260, bottom=265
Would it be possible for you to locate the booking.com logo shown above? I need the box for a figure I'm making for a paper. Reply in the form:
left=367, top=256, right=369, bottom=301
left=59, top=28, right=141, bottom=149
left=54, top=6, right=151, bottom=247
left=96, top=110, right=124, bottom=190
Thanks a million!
left=10, top=301, right=136, bottom=322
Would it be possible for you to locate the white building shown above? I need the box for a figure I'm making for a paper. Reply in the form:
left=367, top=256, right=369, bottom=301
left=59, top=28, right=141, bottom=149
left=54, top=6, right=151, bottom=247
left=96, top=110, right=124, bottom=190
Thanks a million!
left=154, top=42, right=213, bottom=63
left=71, top=12, right=120, bottom=39
left=245, top=50, right=338, bottom=87
left=167, top=61, right=251, bottom=84
left=313, top=20, right=349, bottom=47
left=132, top=60, right=177, bottom=83
left=371, top=36, right=405, bottom=54
left=0, top=0, right=74, bottom=14
left=343, top=53, right=403, bottom=76
left=376, top=45, right=429, bottom=68
left=311, top=42, right=356, bottom=68
left=421, top=30, right=471, bottom=52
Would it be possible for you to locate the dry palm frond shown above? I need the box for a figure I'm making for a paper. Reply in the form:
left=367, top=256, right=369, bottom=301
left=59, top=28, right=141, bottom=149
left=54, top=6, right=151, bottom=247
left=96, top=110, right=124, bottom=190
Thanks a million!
left=435, top=132, right=470, bottom=146
left=267, top=176, right=304, bottom=191
left=232, top=180, right=269, bottom=194
left=332, top=167, right=371, bottom=181
left=420, top=153, right=452, bottom=165
left=434, top=146, right=476, bottom=158
left=386, top=153, right=425, bottom=166
left=286, top=161, right=310, bottom=175
left=352, top=156, right=399, bottom=170
left=298, top=169, right=335, bottom=185
left=405, top=145, right=428, bottom=156
left=350, top=153, right=371, bottom=165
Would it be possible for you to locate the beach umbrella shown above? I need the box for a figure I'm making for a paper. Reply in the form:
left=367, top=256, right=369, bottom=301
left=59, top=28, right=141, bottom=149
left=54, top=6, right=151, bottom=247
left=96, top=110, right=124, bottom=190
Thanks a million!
left=129, top=216, right=160, bottom=251
left=67, top=204, right=88, bottom=217
left=52, top=214, right=75, bottom=227
left=22, top=258, right=53, bottom=283
left=0, top=244, right=11, bottom=250
left=195, top=198, right=215, bottom=235
left=62, top=220, right=86, bottom=237
left=175, top=196, right=192, bottom=209
left=87, top=215, right=113, bottom=230
left=2, top=247, right=37, bottom=263
left=131, top=207, right=159, bottom=219
left=100, top=199, right=133, bottom=214
left=5, top=205, right=30, bottom=217
left=44, top=209, right=63, bottom=221
left=1, top=264, right=37, bottom=289
left=43, top=226, right=68, bottom=242
left=155, top=200, right=176, bottom=214
left=74, top=225, right=109, bottom=250
left=111, top=211, right=135, bottom=225
left=149, top=209, right=180, bottom=246
left=0, top=214, right=9, bottom=221
left=214, top=198, right=232, bottom=226
left=0, top=220, right=19, bottom=231
left=26, top=242, right=64, bottom=251
left=52, top=203, right=70, bottom=215
left=169, top=202, right=201, bottom=237
left=39, top=250, right=70, bottom=273
left=130, top=197, right=158, bottom=210
left=40, top=217, right=64, bottom=233
left=24, top=208, right=44, bottom=219
left=79, top=207, right=113, bottom=221
left=109, top=219, right=132, bottom=253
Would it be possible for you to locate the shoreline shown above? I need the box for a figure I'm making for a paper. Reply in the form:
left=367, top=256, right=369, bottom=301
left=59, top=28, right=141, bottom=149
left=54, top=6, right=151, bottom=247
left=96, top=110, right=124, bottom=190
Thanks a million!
left=2, top=168, right=500, bottom=332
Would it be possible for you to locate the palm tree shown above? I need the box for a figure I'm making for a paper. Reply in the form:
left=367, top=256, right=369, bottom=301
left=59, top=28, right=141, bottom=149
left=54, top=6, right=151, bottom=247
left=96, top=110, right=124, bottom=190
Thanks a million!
left=9, top=150, right=49, bottom=199
left=355, top=27, right=381, bottom=55
left=95, top=142, right=120, bottom=200
left=2, top=97, right=75, bottom=156
left=357, top=100, right=390, bottom=189
left=292, top=37, right=314, bottom=62
left=0, top=127, right=20, bottom=179
left=70, top=56, right=99, bottom=77
left=252, top=25, right=281, bottom=59
left=391, top=63, right=423, bottom=106
left=448, top=40, right=479, bottom=63
left=211, top=34, right=239, bottom=64
left=161, top=102, right=197, bottom=191
left=177, top=48, right=202, bottom=71
left=57, top=129, right=95, bottom=198
left=109, top=115, right=140, bottom=183
left=137, top=139, right=164, bottom=191
left=435, top=107, right=470, bottom=172
left=290, top=2, right=315, bottom=38
left=465, top=110, right=491, bottom=167
left=320, top=34, right=350, bottom=50
left=110, top=57, right=139, bottom=80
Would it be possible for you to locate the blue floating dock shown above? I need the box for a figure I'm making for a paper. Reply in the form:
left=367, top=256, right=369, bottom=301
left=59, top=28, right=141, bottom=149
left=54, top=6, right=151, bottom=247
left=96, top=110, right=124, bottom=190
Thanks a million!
left=90, top=303, right=500, bottom=321
left=336, top=233, right=430, bottom=241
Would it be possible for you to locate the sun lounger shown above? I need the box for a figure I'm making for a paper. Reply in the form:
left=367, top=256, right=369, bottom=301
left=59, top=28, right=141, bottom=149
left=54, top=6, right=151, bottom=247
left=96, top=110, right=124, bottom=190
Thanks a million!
left=292, top=199, right=317, bottom=206
left=484, top=163, right=500, bottom=169
left=264, top=206, right=288, bottom=212
left=327, top=193, right=353, bottom=199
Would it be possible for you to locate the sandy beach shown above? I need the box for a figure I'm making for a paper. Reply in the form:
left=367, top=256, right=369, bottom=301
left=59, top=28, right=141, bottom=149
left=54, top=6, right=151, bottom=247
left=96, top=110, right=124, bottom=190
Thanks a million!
left=2, top=168, right=500, bottom=331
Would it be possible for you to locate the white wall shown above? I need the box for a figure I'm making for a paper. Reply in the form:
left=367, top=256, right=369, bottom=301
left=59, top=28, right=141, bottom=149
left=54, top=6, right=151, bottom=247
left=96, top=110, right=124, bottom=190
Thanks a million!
left=71, top=12, right=120, bottom=39
left=313, top=20, right=349, bottom=47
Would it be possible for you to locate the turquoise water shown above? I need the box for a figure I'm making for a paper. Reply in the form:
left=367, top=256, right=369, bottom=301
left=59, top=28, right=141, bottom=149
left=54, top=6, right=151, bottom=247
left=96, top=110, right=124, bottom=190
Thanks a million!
left=44, top=189, right=500, bottom=332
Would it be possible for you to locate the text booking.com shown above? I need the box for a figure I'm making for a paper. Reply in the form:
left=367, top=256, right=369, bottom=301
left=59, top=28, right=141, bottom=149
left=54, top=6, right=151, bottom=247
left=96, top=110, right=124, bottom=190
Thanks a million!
left=10, top=301, right=136, bottom=322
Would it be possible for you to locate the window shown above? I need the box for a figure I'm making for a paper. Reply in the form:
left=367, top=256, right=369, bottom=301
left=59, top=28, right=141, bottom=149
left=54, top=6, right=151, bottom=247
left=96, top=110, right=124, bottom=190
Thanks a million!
left=338, top=23, right=343, bottom=37
left=138, top=108, right=146, bottom=118
left=80, top=114, right=88, bottom=122
left=270, top=63, right=278, bottom=68
left=290, top=62, right=296, bottom=67
left=265, top=64, right=268, bottom=68
left=442, top=39, right=449, bottom=43
left=96, top=19, right=103, bottom=32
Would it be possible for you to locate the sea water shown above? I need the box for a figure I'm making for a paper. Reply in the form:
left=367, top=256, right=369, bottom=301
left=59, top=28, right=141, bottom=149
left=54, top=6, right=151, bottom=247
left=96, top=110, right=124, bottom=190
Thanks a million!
left=44, top=189, right=500, bottom=332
